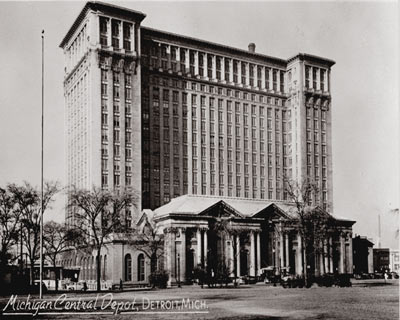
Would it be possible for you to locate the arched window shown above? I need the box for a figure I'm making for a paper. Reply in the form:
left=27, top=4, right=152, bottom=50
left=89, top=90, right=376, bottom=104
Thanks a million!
left=125, top=254, right=132, bottom=281
left=137, top=254, right=145, bottom=282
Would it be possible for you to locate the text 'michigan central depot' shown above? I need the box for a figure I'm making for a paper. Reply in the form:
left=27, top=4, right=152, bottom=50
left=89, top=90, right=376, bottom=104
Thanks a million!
left=60, top=1, right=355, bottom=287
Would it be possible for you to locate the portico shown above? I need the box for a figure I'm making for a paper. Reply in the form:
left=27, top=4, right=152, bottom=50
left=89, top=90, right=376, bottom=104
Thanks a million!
left=151, top=194, right=355, bottom=285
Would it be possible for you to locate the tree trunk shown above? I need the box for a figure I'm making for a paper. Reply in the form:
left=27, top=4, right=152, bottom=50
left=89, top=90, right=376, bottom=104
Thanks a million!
left=302, top=245, right=308, bottom=287
left=30, top=258, right=35, bottom=286
left=53, top=262, right=59, bottom=292
left=96, top=248, right=101, bottom=291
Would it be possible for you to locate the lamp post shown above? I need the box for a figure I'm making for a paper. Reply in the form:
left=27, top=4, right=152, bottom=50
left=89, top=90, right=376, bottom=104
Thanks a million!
left=177, top=253, right=181, bottom=288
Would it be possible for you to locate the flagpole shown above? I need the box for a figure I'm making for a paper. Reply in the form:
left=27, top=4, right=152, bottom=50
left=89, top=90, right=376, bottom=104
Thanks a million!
left=39, top=29, right=44, bottom=299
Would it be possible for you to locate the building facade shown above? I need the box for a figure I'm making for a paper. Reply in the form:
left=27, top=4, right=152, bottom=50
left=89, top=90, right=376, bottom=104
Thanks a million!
left=389, top=249, right=399, bottom=273
left=373, top=248, right=390, bottom=272
left=60, top=2, right=352, bottom=286
left=352, top=235, right=374, bottom=275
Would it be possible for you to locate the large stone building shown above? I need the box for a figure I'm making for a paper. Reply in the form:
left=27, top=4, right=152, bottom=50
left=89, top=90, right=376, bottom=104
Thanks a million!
left=60, top=1, right=354, bottom=286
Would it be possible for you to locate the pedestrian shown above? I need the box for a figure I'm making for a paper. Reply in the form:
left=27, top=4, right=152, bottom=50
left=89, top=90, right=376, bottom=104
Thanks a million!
left=119, top=278, right=123, bottom=291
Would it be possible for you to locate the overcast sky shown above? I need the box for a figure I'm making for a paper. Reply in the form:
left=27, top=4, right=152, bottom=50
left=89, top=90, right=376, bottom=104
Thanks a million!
left=0, top=1, right=398, bottom=249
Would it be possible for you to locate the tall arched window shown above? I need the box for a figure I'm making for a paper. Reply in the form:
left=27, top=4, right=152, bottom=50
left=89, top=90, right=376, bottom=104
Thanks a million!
left=125, top=254, right=132, bottom=281
left=137, top=254, right=145, bottom=282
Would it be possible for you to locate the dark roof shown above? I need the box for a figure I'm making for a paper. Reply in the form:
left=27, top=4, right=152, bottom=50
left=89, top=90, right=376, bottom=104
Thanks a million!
left=59, top=1, right=146, bottom=48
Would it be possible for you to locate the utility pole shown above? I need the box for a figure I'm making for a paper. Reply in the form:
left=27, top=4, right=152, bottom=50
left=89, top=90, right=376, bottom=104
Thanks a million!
left=39, top=29, right=45, bottom=299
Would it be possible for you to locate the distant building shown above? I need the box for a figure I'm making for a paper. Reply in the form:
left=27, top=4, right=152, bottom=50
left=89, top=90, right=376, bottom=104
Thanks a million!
left=389, top=249, right=399, bottom=273
left=352, top=235, right=374, bottom=274
left=373, top=248, right=390, bottom=272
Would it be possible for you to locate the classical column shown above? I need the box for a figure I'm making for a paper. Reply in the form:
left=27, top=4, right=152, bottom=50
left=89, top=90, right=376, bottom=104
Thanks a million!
left=250, top=231, right=255, bottom=276
left=184, top=49, right=190, bottom=74
left=329, top=237, right=333, bottom=273
left=203, top=229, right=208, bottom=267
left=212, top=54, right=217, bottom=80
left=237, top=61, right=242, bottom=85
left=285, top=233, right=289, bottom=268
left=339, top=234, right=345, bottom=274
left=279, top=229, right=284, bottom=270
left=220, top=56, right=225, bottom=82
left=176, top=46, right=181, bottom=72
left=194, top=50, right=199, bottom=76
left=229, top=235, right=235, bottom=276
left=180, top=228, right=186, bottom=281
left=107, top=18, right=111, bottom=48
left=348, top=233, right=353, bottom=274
left=245, top=62, right=250, bottom=86
left=229, top=58, right=234, bottom=83
left=196, top=228, right=202, bottom=267
left=261, top=66, right=266, bottom=90
left=236, top=235, right=241, bottom=277
left=319, top=241, right=324, bottom=275
left=296, top=233, right=303, bottom=275
left=324, top=239, right=329, bottom=274
left=166, top=44, right=171, bottom=70
left=256, top=231, right=261, bottom=276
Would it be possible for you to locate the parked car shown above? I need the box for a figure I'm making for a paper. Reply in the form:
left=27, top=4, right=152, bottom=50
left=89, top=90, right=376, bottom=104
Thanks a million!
left=388, top=272, right=399, bottom=279
left=66, top=280, right=87, bottom=291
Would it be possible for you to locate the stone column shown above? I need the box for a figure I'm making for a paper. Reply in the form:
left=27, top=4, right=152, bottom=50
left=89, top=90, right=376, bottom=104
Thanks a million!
left=166, top=44, right=171, bottom=70
left=348, top=233, right=353, bottom=274
left=237, top=61, right=242, bottom=85
left=212, top=55, right=216, bottom=80
left=339, top=234, right=345, bottom=274
left=324, top=239, right=329, bottom=274
left=245, top=62, right=250, bottom=86
left=256, top=232, right=261, bottom=276
left=107, top=18, right=112, bottom=48
left=319, top=241, right=324, bottom=275
left=221, top=57, right=225, bottom=82
left=236, top=235, right=241, bottom=277
left=196, top=228, right=202, bottom=267
left=229, top=58, right=234, bottom=83
left=296, top=233, right=303, bottom=275
left=250, top=231, right=255, bottom=276
left=184, top=49, right=190, bottom=74
left=118, top=21, right=123, bottom=50
left=285, top=233, right=289, bottom=268
left=194, top=50, right=199, bottom=76
left=176, top=46, right=181, bottom=72
left=166, top=230, right=176, bottom=286
left=329, top=237, right=333, bottom=273
left=180, top=228, right=186, bottom=282
left=261, top=66, right=266, bottom=90
left=229, top=235, right=235, bottom=276
left=279, top=229, right=284, bottom=270
left=203, top=229, right=208, bottom=267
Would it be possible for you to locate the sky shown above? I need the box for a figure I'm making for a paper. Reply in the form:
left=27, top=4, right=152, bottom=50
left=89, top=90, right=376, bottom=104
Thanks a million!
left=0, top=1, right=398, bottom=249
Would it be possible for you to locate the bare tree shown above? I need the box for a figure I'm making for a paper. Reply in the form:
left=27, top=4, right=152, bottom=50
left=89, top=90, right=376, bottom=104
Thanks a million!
left=0, top=186, right=21, bottom=268
left=43, top=221, right=72, bottom=291
left=9, top=182, right=59, bottom=285
left=68, top=186, right=137, bottom=291
left=284, top=178, right=337, bottom=285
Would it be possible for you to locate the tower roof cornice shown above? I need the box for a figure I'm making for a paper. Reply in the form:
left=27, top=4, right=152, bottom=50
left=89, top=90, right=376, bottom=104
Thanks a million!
left=59, top=1, right=146, bottom=49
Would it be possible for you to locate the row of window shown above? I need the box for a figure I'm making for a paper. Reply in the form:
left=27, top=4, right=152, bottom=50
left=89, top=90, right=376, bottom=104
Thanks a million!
left=99, top=17, right=133, bottom=51
left=152, top=84, right=285, bottom=106
left=144, top=42, right=285, bottom=92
